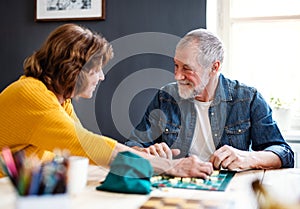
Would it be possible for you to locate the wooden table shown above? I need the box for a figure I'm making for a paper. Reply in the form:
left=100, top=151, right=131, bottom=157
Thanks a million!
left=1, top=166, right=299, bottom=209
left=261, top=168, right=300, bottom=206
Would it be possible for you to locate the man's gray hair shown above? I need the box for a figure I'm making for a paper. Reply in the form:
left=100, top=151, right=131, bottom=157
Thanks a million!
left=176, top=28, right=224, bottom=70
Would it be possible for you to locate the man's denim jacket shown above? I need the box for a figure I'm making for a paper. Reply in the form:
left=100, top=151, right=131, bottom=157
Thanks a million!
left=125, top=74, right=294, bottom=168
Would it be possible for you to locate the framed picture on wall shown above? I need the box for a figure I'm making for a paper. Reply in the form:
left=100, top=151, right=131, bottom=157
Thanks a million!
left=35, top=0, right=105, bottom=21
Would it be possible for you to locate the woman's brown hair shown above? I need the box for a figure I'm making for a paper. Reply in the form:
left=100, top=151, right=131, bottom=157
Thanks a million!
left=23, top=23, right=113, bottom=99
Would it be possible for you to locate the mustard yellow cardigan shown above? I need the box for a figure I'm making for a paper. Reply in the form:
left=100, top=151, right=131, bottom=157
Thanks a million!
left=0, top=76, right=117, bottom=177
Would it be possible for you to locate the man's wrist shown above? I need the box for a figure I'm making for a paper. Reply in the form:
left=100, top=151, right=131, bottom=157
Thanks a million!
left=249, top=152, right=263, bottom=169
left=249, top=151, right=282, bottom=169
left=149, top=157, right=178, bottom=175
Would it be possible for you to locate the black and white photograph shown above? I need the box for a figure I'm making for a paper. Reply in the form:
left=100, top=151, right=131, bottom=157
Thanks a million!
left=46, top=0, right=92, bottom=11
left=35, top=0, right=105, bottom=21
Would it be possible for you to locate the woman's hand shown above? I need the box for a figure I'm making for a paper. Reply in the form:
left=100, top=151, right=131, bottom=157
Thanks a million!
left=132, top=143, right=180, bottom=160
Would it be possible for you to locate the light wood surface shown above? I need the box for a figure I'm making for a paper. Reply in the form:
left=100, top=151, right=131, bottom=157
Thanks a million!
left=1, top=166, right=299, bottom=209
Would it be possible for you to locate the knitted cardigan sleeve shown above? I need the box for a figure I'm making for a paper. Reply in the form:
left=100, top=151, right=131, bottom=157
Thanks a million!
left=0, top=76, right=117, bottom=168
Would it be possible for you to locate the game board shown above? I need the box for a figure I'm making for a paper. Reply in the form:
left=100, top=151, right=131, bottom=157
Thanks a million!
left=150, top=170, right=235, bottom=191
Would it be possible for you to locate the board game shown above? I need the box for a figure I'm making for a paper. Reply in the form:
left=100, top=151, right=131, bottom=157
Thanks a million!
left=150, top=170, right=235, bottom=191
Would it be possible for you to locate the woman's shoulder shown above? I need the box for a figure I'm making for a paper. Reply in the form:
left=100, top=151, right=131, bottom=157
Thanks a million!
left=1, top=76, right=59, bottom=107
left=3, top=76, right=46, bottom=92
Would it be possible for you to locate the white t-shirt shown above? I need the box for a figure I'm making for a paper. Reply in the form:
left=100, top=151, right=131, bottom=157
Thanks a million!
left=189, top=100, right=215, bottom=161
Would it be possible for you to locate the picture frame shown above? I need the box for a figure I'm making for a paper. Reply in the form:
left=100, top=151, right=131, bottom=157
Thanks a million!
left=35, top=0, right=105, bottom=22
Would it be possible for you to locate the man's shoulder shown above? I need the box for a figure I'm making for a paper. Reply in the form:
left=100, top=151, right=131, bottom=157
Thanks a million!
left=217, top=74, right=259, bottom=102
left=220, top=74, right=257, bottom=93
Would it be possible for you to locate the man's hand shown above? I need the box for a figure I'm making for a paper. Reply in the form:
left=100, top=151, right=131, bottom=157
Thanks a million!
left=116, top=143, right=213, bottom=178
left=209, top=145, right=255, bottom=171
left=209, top=145, right=282, bottom=171
left=167, top=155, right=213, bottom=178
left=132, top=143, right=180, bottom=159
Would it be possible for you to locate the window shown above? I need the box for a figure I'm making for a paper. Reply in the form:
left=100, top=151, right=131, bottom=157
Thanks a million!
left=207, top=0, right=300, bottom=130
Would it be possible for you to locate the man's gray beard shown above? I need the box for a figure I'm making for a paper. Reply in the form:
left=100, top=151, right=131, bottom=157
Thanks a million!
left=178, top=83, right=205, bottom=100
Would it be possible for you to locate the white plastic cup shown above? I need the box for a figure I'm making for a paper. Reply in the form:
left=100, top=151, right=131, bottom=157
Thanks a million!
left=67, top=156, right=89, bottom=194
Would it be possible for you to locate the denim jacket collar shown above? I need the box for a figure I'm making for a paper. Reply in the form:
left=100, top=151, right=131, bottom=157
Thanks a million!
left=212, top=74, right=233, bottom=106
